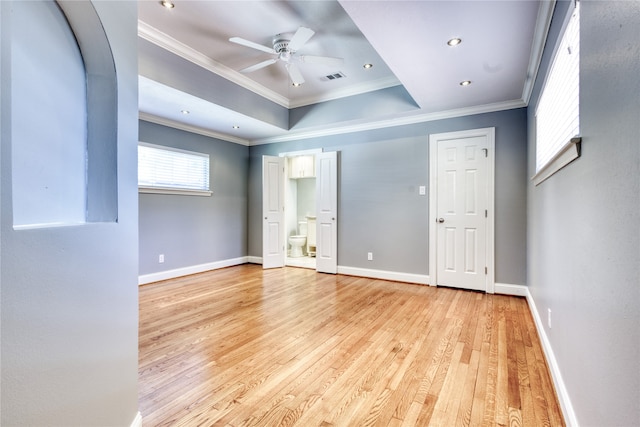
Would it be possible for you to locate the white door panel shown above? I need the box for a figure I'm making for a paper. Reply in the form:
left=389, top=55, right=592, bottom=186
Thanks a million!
left=430, top=129, right=494, bottom=292
left=316, top=151, right=338, bottom=274
left=262, top=155, right=285, bottom=269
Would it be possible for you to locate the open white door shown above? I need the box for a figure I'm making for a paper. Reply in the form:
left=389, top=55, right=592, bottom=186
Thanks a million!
left=315, top=151, right=338, bottom=274
left=262, top=155, right=285, bottom=269
left=429, top=128, right=494, bottom=292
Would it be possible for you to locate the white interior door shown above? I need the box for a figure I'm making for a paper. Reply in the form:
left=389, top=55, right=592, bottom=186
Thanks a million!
left=262, top=155, right=285, bottom=269
left=429, top=129, right=494, bottom=292
left=315, top=151, right=338, bottom=274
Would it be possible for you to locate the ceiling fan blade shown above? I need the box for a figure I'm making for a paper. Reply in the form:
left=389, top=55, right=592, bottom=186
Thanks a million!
left=298, top=55, right=344, bottom=68
left=240, top=58, right=278, bottom=73
left=287, top=26, right=315, bottom=52
left=229, top=37, right=276, bottom=54
left=286, top=63, right=305, bottom=85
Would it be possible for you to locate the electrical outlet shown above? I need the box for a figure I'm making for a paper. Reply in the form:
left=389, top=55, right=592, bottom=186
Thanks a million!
left=159, top=254, right=165, bottom=263
left=367, top=252, right=373, bottom=261
left=547, top=308, right=552, bottom=328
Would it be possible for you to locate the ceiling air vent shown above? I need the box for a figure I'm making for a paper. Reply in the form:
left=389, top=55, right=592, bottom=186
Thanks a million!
left=323, top=72, right=346, bottom=81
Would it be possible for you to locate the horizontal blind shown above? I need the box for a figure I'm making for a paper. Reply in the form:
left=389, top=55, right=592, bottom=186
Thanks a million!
left=138, top=143, right=210, bottom=191
left=536, top=1, right=580, bottom=172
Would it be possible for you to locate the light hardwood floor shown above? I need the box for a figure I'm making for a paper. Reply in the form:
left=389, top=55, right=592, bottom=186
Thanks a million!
left=139, top=264, right=564, bottom=426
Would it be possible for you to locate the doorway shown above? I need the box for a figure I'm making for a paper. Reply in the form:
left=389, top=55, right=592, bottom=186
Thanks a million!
left=428, top=128, right=495, bottom=292
left=262, top=150, right=338, bottom=274
left=284, top=151, right=318, bottom=270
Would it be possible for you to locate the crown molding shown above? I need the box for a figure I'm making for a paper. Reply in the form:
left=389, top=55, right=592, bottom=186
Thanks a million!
left=288, top=76, right=402, bottom=109
left=252, top=99, right=526, bottom=145
left=139, top=21, right=405, bottom=110
left=522, top=0, right=556, bottom=104
left=139, top=112, right=251, bottom=146
left=138, top=21, right=290, bottom=108
left=140, top=98, right=526, bottom=147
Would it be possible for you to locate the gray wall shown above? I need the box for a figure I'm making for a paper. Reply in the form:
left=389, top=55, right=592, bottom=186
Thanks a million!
left=1, top=1, right=139, bottom=425
left=11, top=0, right=87, bottom=227
left=527, top=1, right=640, bottom=425
left=139, top=120, right=249, bottom=276
left=296, top=178, right=316, bottom=222
left=249, top=108, right=528, bottom=284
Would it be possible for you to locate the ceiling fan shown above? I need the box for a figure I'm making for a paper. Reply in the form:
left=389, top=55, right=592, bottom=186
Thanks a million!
left=229, top=26, right=344, bottom=86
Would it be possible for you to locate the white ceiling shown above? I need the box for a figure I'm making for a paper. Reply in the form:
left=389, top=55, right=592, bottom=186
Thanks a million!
left=138, top=0, right=552, bottom=145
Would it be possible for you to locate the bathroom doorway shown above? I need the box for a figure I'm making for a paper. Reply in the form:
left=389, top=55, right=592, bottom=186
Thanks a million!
left=282, top=150, right=321, bottom=270
left=262, top=150, right=338, bottom=273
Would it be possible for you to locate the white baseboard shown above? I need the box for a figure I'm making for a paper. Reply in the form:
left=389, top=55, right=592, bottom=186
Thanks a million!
left=525, top=289, right=579, bottom=426
left=138, top=256, right=248, bottom=285
left=337, top=266, right=430, bottom=285
left=494, top=282, right=529, bottom=297
left=130, top=411, right=142, bottom=427
left=244, top=259, right=430, bottom=285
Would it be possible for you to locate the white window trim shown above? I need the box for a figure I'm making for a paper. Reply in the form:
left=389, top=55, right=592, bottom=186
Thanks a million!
left=532, top=137, right=581, bottom=185
left=138, top=142, right=212, bottom=196
left=138, top=186, right=212, bottom=197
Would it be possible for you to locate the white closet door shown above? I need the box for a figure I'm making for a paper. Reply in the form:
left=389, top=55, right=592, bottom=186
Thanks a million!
left=435, top=136, right=488, bottom=291
left=315, top=151, right=338, bottom=274
left=262, top=155, right=285, bottom=269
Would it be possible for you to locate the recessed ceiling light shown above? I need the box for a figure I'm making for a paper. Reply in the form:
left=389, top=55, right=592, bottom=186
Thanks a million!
left=292, top=82, right=302, bottom=87
left=363, top=63, right=373, bottom=69
left=181, top=110, right=190, bottom=115
left=161, top=0, right=175, bottom=9
left=232, top=125, right=240, bottom=129
left=460, top=80, right=472, bottom=86
left=447, top=38, right=462, bottom=46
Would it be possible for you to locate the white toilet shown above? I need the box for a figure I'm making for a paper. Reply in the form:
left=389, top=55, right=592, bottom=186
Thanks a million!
left=288, top=221, right=307, bottom=258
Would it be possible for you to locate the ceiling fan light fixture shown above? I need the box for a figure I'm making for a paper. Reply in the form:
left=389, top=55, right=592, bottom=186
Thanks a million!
left=160, top=0, right=175, bottom=9
left=447, top=37, right=462, bottom=46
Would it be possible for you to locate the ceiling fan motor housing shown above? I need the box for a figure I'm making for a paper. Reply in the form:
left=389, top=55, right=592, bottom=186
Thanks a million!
left=273, top=35, right=293, bottom=53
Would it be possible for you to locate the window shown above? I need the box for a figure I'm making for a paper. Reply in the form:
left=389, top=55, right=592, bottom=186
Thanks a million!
left=534, top=0, right=580, bottom=185
left=138, top=143, right=211, bottom=196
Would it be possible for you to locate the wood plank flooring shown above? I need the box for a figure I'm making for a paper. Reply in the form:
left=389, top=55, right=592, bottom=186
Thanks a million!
left=139, top=264, right=564, bottom=426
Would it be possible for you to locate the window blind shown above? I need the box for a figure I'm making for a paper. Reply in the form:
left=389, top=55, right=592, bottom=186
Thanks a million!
left=536, top=1, right=580, bottom=172
left=138, top=143, right=210, bottom=192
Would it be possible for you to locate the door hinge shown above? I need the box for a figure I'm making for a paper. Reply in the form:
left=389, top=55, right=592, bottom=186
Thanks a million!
left=482, top=148, right=488, bottom=158
left=485, top=266, right=488, bottom=275
left=485, top=209, right=488, bottom=218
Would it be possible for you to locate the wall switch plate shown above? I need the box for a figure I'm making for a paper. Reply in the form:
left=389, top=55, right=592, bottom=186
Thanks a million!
left=367, top=252, right=373, bottom=261
left=159, top=254, right=165, bottom=263
left=419, top=185, right=426, bottom=196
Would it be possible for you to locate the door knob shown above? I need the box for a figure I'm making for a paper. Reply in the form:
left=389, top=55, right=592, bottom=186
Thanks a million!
left=437, top=218, right=445, bottom=223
